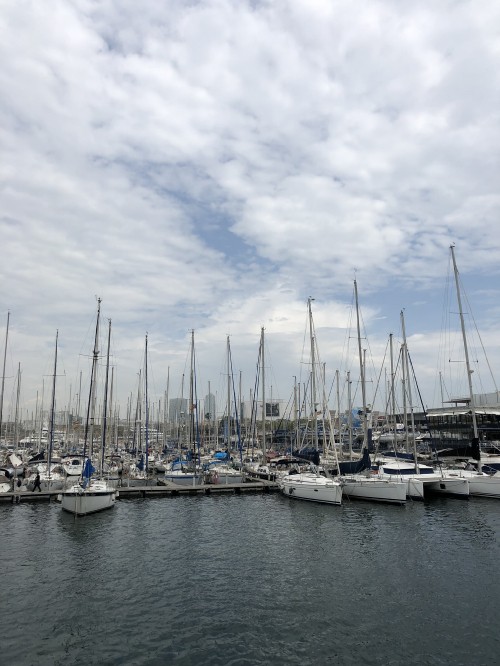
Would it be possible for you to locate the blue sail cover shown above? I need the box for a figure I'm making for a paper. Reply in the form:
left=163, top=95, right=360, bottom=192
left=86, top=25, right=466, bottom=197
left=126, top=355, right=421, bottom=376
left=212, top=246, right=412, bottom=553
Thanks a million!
left=82, top=458, right=95, bottom=488
left=137, top=454, right=144, bottom=471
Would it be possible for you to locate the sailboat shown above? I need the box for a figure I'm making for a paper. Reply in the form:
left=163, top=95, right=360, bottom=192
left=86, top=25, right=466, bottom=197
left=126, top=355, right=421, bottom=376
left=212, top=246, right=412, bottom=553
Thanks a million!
left=375, top=308, right=469, bottom=499
left=163, top=331, right=203, bottom=486
left=279, top=299, right=343, bottom=506
left=319, top=285, right=406, bottom=504
left=204, top=336, right=244, bottom=484
left=61, top=301, right=118, bottom=516
left=433, top=246, right=500, bottom=499
left=34, top=331, right=65, bottom=492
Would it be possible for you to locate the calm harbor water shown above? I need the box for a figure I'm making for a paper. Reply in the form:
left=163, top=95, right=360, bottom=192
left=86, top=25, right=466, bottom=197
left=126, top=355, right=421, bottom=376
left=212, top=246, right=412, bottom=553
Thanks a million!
left=1, top=493, right=499, bottom=666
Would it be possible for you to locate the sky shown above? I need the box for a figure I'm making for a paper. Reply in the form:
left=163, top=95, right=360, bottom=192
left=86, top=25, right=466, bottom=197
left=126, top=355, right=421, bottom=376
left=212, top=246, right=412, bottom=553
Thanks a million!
left=1, top=0, right=500, bottom=425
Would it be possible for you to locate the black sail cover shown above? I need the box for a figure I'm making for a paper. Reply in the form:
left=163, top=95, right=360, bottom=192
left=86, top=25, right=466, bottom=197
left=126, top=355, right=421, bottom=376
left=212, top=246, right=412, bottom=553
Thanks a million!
left=336, top=448, right=371, bottom=475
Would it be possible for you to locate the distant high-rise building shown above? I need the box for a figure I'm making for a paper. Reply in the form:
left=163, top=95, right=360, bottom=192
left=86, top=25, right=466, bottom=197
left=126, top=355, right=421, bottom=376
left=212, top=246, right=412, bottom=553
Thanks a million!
left=169, top=398, right=187, bottom=424
left=204, top=393, right=216, bottom=421
left=240, top=400, right=285, bottom=420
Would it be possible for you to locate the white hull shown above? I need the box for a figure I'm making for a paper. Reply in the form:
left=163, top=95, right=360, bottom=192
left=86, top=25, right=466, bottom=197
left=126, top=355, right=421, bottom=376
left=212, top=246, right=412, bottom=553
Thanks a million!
left=205, top=463, right=243, bottom=484
left=341, top=476, right=406, bottom=504
left=121, top=476, right=152, bottom=487
left=377, top=461, right=469, bottom=499
left=425, top=476, right=470, bottom=497
left=61, top=480, right=117, bottom=516
left=164, top=471, right=203, bottom=486
left=407, top=477, right=425, bottom=500
left=442, top=469, right=500, bottom=498
left=279, top=473, right=342, bottom=505
left=468, top=474, right=500, bottom=498
left=209, top=473, right=244, bottom=485
left=379, top=474, right=469, bottom=500
left=62, top=460, right=84, bottom=476
left=27, top=472, right=65, bottom=492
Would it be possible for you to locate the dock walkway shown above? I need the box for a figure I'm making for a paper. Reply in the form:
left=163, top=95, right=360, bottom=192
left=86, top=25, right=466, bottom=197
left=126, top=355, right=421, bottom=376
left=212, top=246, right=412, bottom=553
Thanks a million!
left=0, top=480, right=279, bottom=504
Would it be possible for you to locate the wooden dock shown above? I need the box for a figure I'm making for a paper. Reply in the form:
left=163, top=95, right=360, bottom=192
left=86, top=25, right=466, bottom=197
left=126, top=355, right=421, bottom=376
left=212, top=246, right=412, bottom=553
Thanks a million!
left=0, top=480, right=279, bottom=504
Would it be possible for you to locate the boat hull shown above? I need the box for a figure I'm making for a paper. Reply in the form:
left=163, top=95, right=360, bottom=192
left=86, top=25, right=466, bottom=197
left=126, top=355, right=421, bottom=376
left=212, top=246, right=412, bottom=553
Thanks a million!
left=432, top=469, right=500, bottom=499
left=279, top=474, right=342, bottom=505
left=61, top=481, right=117, bottom=516
left=163, top=472, right=203, bottom=486
left=425, top=477, right=470, bottom=497
left=341, top=476, right=406, bottom=504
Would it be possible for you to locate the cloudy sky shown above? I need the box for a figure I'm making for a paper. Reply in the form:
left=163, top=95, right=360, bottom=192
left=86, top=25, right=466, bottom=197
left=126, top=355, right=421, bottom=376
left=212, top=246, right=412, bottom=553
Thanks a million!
left=1, top=0, right=499, bottom=425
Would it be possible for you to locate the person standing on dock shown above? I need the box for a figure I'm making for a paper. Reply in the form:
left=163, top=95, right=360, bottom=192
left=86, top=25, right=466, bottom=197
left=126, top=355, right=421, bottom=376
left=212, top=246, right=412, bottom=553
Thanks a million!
left=33, top=472, right=42, bottom=492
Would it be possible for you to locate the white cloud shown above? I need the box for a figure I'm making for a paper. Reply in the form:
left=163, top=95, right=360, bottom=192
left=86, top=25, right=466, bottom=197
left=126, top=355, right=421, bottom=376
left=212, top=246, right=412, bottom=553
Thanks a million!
left=1, top=0, right=499, bottom=423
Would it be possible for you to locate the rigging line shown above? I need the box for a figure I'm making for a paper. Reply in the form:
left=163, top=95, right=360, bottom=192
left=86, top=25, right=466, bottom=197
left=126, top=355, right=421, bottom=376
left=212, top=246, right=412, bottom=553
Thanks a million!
left=371, top=335, right=390, bottom=408
left=460, top=276, right=499, bottom=395
left=228, top=346, right=243, bottom=462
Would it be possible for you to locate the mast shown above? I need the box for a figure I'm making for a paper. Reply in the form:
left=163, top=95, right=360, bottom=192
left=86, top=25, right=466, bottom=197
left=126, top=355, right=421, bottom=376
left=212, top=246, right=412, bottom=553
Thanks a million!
left=401, top=310, right=418, bottom=472
left=38, top=379, right=45, bottom=453
left=13, top=363, right=21, bottom=450
left=260, top=327, right=266, bottom=461
left=354, top=280, right=368, bottom=451
left=82, top=298, right=101, bottom=466
left=400, top=330, right=409, bottom=452
left=308, top=297, right=318, bottom=450
left=0, top=311, right=10, bottom=446
left=347, top=371, right=353, bottom=460
left=48, top=332, right=58, bottom=477
left=164, top=367, right=170, bottom=447
left=335, top=369, right=341, bottom=455
left=179, top=372, right=185, bottom=455
left=450, top=244, right=481, bottom=464
left=144, top=333, right=149, bottom=474
left=293, top=376, right=298, bottom=456
left=227, top=335, right=231, bottom=448
left=389, top=332, right=396, bottom=431
left=189, top=330, right=196, bottom=458
left=100, top=319, right=112, bottom=476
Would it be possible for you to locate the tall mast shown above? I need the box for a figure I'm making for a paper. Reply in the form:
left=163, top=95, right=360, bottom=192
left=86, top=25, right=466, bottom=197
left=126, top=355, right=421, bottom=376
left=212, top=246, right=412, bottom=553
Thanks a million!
left=401, top=310, right=418, bottom=471
left=164, top=367, right=170, bottom=445
left=48, top=332, right=58, bottom=475
left=144, top=333, right=149, bottom=473
left=13, top=363, right=21, bottom=450
left=227, top=335, right=231, bottom=448
left=293, top=376, right=298, bottom=456
left=389, top=332, right=396, bottom=429
left=100, top=319, right=112, bottom=476
left=260, top=327, right=266, bottom=460
left=308, top=297, right=318, bottom=450
left=83, top=298, right=101, bottom=464
left=189, top=330, right=195, bottom=456
left=450, top=245, right=480, bottom=461
left=347, top=371, right=353, bottom=459
left=0, top=311, right=10, bottom=446
left=335, top=369, right=341, bottom=455
left=354, top=280, right=368, bottom=451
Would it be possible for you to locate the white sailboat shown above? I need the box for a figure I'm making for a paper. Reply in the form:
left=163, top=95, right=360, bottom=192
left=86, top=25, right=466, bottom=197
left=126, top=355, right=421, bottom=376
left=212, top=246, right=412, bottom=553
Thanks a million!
left=435, top=246, right=500, bottom=499
left=333, top=285, right=406, bottom=504
left=61, top=302, right=117, bottom=516
left=373, top=307, right=468, bottom=499
left=164, top=331, right=203, bottom=486
left=28, top=331, right=65, bottom=492
left=279, top=469, right=343, bottom=505
left=279, top=299, right=342, bottom=506
left=376, top=457, right=469, bottom=500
